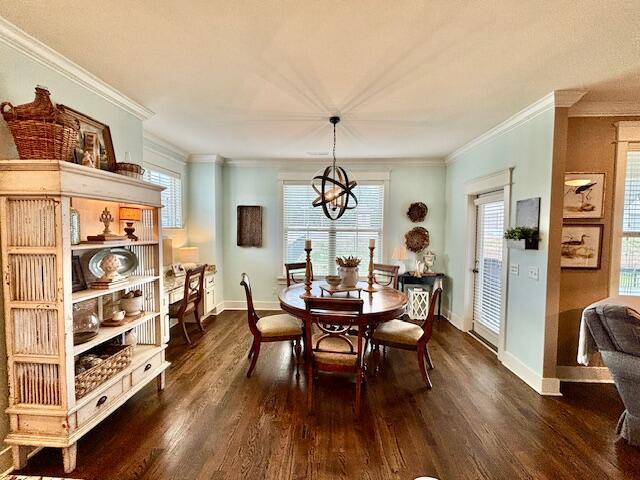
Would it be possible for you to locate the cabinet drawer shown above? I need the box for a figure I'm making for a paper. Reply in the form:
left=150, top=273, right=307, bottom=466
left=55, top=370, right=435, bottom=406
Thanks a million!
left=205, top=275, right=215, bottom=287
left=131, top=352, right=163, bottom=387
left=77, top=380, right=124, bottom=426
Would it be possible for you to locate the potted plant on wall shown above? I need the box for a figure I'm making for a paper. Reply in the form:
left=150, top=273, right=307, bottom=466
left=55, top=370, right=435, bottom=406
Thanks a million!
left=504, top=226, right=539, bottom=250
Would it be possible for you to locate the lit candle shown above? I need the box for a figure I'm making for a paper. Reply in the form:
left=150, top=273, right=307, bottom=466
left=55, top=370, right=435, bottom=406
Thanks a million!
left=305, top=239, right=312, bottom=249
left=369, top=239, right=375, bottom=248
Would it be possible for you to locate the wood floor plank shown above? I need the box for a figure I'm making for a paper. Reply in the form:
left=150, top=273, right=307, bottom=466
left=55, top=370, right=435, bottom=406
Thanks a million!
left=14, top=311, right=640, bottom=480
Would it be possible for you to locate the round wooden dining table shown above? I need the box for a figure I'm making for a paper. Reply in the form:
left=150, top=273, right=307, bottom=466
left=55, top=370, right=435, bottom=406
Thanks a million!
left=279, top=280, right=407, bottom=325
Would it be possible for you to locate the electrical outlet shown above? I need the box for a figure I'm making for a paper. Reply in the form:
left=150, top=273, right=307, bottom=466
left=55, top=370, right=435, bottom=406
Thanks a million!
left=509, top=263, right=519, bottom=276
left=528, top=266, right=539, bottom=281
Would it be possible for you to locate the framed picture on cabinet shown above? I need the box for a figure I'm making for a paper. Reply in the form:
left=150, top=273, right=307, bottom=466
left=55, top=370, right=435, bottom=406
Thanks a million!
left=561, top=224, right=603, bottom=269
left=563, top=172, right=605, bottom=219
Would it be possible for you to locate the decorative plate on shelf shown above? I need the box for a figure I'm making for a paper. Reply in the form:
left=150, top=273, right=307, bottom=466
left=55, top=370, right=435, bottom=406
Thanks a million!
left=405, top=227, right=430, bottom=252
left=88, top=248, right=138, bottom=278
left=407, top=202, right=428, bottom=222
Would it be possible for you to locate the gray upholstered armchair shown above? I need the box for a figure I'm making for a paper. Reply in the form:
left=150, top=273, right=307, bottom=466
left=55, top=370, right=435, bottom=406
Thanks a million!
left=583, top=305, right=640, bottom=446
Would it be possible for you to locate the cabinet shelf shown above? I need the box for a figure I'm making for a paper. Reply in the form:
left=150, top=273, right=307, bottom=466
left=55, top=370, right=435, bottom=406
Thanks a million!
left=72, top=276, right=159, bottom=304
left=73, top=311, right=160, bottom=356
left=71, top=240, right=159, bottom=251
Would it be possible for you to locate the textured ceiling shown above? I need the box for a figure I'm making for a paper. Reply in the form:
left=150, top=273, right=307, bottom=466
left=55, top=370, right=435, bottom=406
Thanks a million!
left=1, top=1, right=639, bottom=159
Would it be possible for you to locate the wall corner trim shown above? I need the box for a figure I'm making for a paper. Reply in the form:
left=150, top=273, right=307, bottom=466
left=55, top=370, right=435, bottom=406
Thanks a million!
left=143, top=130, right=189, bottom=162
left=0, top=17, right=154, bottom=120
left=569, top=101, right=640, bottom=117
left=501, top=351, right=562, bottom=396
left=189, top=154, right=225, bottom=164
left=554, top=90, right=587, bottom=108
left=445, top=90, right=585, bottom=165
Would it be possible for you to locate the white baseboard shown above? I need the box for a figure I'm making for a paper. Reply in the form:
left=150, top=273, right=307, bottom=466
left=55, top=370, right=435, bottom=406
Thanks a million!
left=501, top=351, right=561, bottom=396
left=443, top=308, right=465, bottom=331
left=556, top=365, right=613, bottom=383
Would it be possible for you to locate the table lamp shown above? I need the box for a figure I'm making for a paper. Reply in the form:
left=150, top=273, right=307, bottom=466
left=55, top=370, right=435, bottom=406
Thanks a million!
left=178, top=246, right=200, bottom=267
left=392, top=244, right=408, bottom=274
left=119, top=207, right=141, bottom=241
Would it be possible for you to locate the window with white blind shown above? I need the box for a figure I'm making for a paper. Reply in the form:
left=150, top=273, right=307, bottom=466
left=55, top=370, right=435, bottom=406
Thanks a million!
left=283, top=182, right=385, bottom=276
left=619, top=150, right=640, bottom=295
left=143, top=168, right=183, bottom=228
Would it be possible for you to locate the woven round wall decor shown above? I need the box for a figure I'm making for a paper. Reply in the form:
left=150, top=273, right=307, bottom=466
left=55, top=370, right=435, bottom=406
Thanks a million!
left=407, top=202, right=428, bottom=222
left=405, top=226, right=430, bottom=252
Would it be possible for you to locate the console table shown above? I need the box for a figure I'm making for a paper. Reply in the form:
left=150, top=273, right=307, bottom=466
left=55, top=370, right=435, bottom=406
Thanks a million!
left=398, top=272, right=445, bottom=319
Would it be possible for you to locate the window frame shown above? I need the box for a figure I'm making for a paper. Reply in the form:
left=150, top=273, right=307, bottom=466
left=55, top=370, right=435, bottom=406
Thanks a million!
left=278, top=171, right=390, bottom=279
left=143, top=163, right=184, bottom=229
left=610, top=121, right=640, bottom=295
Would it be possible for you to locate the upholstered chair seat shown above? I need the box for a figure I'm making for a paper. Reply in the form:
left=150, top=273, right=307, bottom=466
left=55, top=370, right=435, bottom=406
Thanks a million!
left=169, top=301, right=195, bottom=317
left=373, top=319, right=423, bottom=346
left=312, top=334, right=359, bottom=366
left=256, top=314, right=302, bottom=337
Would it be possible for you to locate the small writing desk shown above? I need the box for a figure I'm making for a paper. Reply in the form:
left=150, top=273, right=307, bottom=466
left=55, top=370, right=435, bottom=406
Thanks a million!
left=398, top=272, right=444, bottom=319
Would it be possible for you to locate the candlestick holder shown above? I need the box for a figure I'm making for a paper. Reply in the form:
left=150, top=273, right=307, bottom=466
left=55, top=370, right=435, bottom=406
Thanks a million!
left=301, top=247, right=313, bottom=298
left=363, top=245, right=377, bottom=292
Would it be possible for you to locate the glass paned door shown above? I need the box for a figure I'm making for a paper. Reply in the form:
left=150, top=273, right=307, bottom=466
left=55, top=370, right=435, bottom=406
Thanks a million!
left=472, top=194, right=505, bottom=347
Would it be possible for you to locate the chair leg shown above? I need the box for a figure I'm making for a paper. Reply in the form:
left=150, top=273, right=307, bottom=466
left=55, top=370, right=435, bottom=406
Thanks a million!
left=294, top=338, right=302, bottom=378
left=290, top=340, right=295, bottom=356
left=425, top=346, right=434, bottom=370
left=247, top=341, right=261, bottom=378
left=417, top=346, right=432, bottom=389
left=355, top=369, right=362, bottom=417
left=196, top=310, right=205, bottom=332
left=306, top=361, right=314, bottom=413
left=372, top=341, right=380, bottom=374
left=248, top=339, right=256, bottom=359
left=180, top=317, right=191, bottom=345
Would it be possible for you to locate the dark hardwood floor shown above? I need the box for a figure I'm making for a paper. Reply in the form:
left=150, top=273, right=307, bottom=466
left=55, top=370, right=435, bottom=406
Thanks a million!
left=17, top=311, right=640, bottom=480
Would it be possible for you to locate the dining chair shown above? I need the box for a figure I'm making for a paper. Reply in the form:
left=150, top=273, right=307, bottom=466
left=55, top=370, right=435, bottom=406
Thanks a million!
left=304, top=296, right=365, bottom=416
left=169, top=265, right=206, bottom=345
left=371, top=287, right=442, bottom=388
left=372, top=263, right=400, bottom=290
left=240, top=273, right=303, bottom=378
left=285, top=262, right=314, bottom=287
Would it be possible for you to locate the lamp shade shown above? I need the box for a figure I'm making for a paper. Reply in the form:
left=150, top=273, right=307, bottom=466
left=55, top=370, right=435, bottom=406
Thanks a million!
left=162, top=237, right=174, bottom=265
left=119, top=207, right=141, bottom=221
left=391, top=245, right=408, bottom=261
left=178, top=247, right=199, bottom=264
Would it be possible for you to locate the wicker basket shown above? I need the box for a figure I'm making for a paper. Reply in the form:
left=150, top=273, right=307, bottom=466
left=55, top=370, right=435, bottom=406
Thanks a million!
left=75, top=345, right=133, bottom=399
left=1, top=86, right=80, bottom=161
left=116, top=162, right=145, bottom=179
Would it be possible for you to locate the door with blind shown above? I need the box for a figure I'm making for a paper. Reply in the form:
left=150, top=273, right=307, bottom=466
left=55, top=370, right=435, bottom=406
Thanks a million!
left=472, top=193, right=505, bottom=348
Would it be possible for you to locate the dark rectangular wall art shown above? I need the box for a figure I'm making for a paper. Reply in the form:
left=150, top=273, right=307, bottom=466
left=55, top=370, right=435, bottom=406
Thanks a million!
left=516, top=197, right=541, bottom=230
left=237, top=205, right=263, bottom=247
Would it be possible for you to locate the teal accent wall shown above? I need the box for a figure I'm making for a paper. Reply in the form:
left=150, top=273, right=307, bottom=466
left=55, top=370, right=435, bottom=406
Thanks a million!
left=443, top=108, right=556, bottom=375
left=0, top=43, right=142, bottom=161
left=221, top=164, right=446, bottom=304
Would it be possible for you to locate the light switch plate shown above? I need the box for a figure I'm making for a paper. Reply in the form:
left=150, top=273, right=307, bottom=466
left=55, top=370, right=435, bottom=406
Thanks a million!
left=509, top=263, right=519, bottom=276
left=528, top=266, right=539, bottom=281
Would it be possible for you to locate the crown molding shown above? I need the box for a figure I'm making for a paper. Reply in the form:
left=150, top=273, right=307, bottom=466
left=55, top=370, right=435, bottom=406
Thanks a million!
left=446, top=90, right=587, bottom=165
left=188, top=154, right=225, bottom=164
left=0, top=16, right=154, bottom=120
left=143, top=130, right=189, bottom=163
left=554, top=90, right=587, bottom=108
left=221, top=157, right=445, bottom=168
left=568, top=101, right=640, bottom=117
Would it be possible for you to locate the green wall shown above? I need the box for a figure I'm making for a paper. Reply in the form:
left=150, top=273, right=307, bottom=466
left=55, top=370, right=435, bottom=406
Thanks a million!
left=443, top=108, right=556, bottom=375
left=221, top=164, right=446, bottom=304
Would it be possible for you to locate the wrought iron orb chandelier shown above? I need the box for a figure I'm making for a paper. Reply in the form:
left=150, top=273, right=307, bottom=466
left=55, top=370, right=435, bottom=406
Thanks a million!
left=311, top=116, right=358, bottom=220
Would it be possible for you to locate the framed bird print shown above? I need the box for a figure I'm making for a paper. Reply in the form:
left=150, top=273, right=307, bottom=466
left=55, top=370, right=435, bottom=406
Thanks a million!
left=563, top=172, right=605, bottom=219
left=561, top=224, right=603, bottom=269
